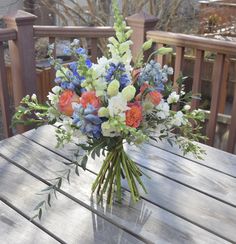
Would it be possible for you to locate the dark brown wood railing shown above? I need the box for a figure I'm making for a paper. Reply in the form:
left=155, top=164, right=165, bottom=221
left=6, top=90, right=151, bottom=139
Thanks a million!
left=147, top=30, right=236, bottom=152
left=34, top=26, right=116, bottom=62
left=0, top=28, right=17, bottom=138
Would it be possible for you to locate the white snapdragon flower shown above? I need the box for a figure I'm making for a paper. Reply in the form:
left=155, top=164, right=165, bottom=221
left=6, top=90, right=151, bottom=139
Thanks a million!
left=156, top=100, right=170, bottom=119
left=167, top=91, right=180, bottom=104
left=107, top=93, right=129, bottom=117
left=172, top=111, right=187, bottom=127
left=92, top=56, right=110, bottom=77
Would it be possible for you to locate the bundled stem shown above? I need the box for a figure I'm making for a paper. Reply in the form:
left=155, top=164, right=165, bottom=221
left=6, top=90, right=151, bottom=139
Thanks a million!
left=92, top=142, right=147, bottom=205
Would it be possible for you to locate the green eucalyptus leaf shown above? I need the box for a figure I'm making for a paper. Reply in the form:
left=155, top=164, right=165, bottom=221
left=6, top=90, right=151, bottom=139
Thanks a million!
left=33, top=201, right=45, bottom=211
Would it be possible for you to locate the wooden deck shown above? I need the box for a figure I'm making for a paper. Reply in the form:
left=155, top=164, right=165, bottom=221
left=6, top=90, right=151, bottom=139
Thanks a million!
left=0, top=125, right=236, bottom=243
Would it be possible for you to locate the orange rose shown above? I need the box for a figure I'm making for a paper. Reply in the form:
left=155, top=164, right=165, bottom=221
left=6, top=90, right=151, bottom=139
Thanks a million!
left=80, top=91, right=100, bottom=109
left=126, top=102, right=142, bottom=128
left=59, top=90, right=80, bottom=116
left=136, top=83, right=162, bottom=106
left=147, top=91, right=162, bottom=105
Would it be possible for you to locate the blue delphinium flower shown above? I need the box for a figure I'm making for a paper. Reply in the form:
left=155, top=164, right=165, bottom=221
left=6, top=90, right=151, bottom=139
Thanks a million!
left=76, top=47, right=86, bottom=55
left=138, top=60, right=172, bottom=92
left=105, top=62, right=130, bottom=89
left=73, top=104, right=102, bottom=139
left=85, top=59, right=92, bottom=68
left=119, top=73, right=130, bottom=89
left=69, top=62, right=85, bottom=82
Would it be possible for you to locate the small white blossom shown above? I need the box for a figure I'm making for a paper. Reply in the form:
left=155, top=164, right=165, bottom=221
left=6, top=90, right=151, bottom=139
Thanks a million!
left=172, top=111, right=187, bottom=127
left=167, top=91, right=180, bottom=104
left=184, top=104, right=191, bottom=111
left=47, top=86, right=62, bottom=106
left=31, top=94, right=37, bottom=101
left=156, top=100, right=170, bottom=119
left=108, top=93, right=129, bottom=117
left=167, top=67, right=174, bottom=75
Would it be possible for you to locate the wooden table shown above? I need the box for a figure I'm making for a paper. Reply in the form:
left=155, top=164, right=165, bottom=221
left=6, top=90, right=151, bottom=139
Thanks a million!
left=0, top=125, right=236, bottom=244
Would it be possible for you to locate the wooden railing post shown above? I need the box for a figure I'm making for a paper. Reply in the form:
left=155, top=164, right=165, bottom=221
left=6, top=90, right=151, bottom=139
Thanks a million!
left=126, top=12, right=158, bottom=61
left=4, top=11, right=37, bottom=106
left=4, top=11, right=37, bottom=133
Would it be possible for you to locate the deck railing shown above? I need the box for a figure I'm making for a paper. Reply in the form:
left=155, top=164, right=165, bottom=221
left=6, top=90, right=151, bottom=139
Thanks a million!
left=0, top=28, right=16, bottom=137
left=147, top=30, right=236, bottom=152
left=33, top=26, right=116, bottom=62
left=0, top=10, right=235, bottom=153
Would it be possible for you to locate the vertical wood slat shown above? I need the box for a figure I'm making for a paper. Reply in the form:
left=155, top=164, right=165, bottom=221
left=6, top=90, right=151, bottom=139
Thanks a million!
left=191, top=49, right=204, bottom=110
left=156, top=43, right=166, bottom=66
left=49, top=37, right=56, bottom=59
left=227, top=84, right=236, bottom=153
left=49, top=37, right=56, bottom=81
left=0, top=42, right=13, bottom=137
left=206, top=53, right=226, bottom=146
left=218, top=58, right=230, bottom=113
left=90, top=38, right=98, bottom=63
left=173, top=46, right=185, bottom=92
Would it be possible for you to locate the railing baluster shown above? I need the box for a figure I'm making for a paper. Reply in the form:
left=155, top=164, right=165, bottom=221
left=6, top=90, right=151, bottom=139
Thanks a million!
left=191, top=49, right=204, bottom=109
left=207, top=53, right=226, bottom=146
left=0, top=42, right=13, bottom=137
left=227, top=85, right=236, bottom=153
left=173, top=46, right=184, bottom=91
left=49, top=37, right=56, bottom=59
left=90, top=38, right=98, bottom=63
left=219, top=58, right=229, bottom=113
left=156, top=43, right=166, bottom=66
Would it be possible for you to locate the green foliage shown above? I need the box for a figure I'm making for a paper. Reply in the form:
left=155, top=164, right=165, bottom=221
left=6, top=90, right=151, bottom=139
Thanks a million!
left=12, top=95, right=49, bottom=128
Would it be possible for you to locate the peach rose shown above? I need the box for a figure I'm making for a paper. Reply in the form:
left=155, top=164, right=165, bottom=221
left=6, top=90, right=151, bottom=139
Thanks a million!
left=80, top=91, right=100, bottom=109
left=59, top=90, right=80, bottom=116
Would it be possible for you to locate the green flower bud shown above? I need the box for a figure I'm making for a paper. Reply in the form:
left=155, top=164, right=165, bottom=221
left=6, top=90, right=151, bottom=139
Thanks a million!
left=56, top=67, right=68, bottom=79
left=107, top=79, right=120, bottom=97
left=157, top=47, right=173, bottom=55
left=142, top=39, right=153, bottom=51
left=122, top=85, right=136, bottom=101
left=98, top=107, right=109, bottom=118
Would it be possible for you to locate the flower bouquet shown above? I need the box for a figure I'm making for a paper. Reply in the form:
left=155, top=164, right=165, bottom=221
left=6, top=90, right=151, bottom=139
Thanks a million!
left=13, top=0, right=206, bottom=219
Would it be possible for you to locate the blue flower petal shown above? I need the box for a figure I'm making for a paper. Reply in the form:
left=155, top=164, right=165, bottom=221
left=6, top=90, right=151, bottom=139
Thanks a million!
left=84, top=114, right=102, bottom=125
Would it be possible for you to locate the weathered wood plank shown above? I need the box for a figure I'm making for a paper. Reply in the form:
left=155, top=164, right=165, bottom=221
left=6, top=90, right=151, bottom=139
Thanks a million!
left=21, top=126, right=236, bottom=242
left=24, top=126, right=236, bottom=207
left=148, top=136, right=236, bottom=178
left=127, top=143, right=236, bottom=207
left=0, top=131, right=230, bottom=243
left=0, top=157, right=144, bottom=244
left=0, top=201, right=59, bottom=244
